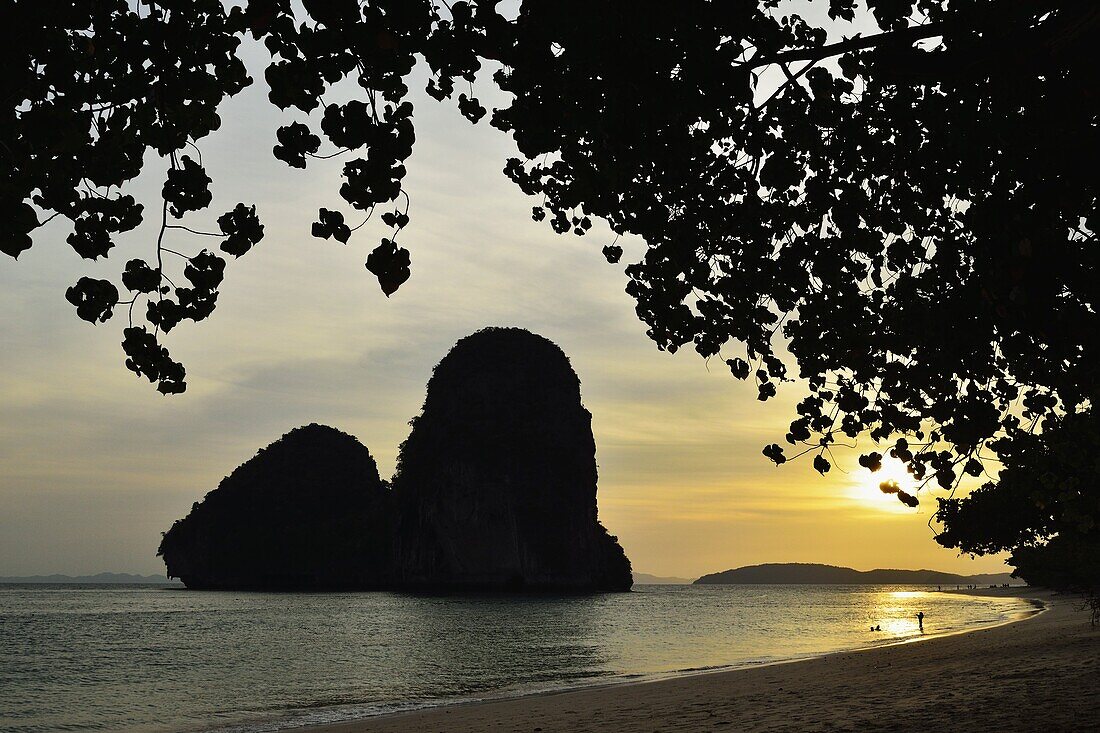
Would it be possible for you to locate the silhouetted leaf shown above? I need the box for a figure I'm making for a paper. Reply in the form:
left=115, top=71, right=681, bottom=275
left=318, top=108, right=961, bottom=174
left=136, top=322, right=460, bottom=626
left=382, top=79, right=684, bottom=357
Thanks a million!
left=1, top=202, right=38, bottom=259
left=122, top=260, right=161, bottom=293
left=121, top=326, right=186, bottom=394
left=273, top=122, right=321, bottom=168
left=184, top=250, right=226, bottom=291
left=896, top=489, right=920, bottom=508
left=312, top=208, right=351, bottom=243
left=365, top=238, right=410, bottom=296
left=859, top=452, right=883, bottom=472
left=65, top=277, right=118, bottom=323
left=146, top=298, right=185, bottom=333
left=162, top=157, right=212, bottom=219
left=217, top=203, right=264, bottom=256
left=457, top=94, right=486, bottom=123
left=380, top=210, right=409, bottom=228
left=726, top=358, right=750, bottom=380
left=829, top=0, right=857, bottom=21
left=762, top=443, right=787, bottom=465
left=177, top=286, right=219, bottom=322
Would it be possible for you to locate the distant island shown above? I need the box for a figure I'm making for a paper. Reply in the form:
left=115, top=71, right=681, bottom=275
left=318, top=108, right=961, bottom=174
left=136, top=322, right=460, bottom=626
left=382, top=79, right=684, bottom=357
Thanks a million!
left=694, top=563, right=1017, bottom=586
left=0, top=573, right=181, bottom=584
left=158, top=328, right=632, bottom=592
left=633, top=573, right=694, bottom=585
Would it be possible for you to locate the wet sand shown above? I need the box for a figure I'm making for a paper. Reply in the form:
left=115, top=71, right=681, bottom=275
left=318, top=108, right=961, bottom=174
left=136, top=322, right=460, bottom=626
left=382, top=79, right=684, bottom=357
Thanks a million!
left=300, top=588, right=1099, bottom=733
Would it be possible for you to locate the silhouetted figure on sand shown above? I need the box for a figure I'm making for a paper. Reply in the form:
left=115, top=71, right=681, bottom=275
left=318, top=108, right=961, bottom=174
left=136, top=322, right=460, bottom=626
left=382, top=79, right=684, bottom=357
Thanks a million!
left=917, top=611, right=925, bottom=632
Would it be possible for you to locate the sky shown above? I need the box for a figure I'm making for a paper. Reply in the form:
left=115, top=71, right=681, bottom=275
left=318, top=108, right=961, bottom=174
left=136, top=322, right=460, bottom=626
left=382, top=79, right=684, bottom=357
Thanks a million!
left=0, top=9, right=1010, bottom=579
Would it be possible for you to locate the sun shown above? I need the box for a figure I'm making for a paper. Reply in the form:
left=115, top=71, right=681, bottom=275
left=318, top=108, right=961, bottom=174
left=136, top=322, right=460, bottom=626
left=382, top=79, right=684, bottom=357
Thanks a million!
left=849, top=456, right=921, bottom=513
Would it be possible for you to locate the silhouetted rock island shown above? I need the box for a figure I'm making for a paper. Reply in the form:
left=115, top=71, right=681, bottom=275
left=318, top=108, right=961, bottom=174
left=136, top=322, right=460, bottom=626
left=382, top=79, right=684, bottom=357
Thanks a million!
left=393, top=328, right=631, bottom=590
left=158, top=328, right=632, bottom=592
left=158, top=424, right=393, bottom=590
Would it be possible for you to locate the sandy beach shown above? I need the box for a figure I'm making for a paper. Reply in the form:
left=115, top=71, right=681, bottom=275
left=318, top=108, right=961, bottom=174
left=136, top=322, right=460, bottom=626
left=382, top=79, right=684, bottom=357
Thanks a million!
left=303, top=588, right=1098, bottom=733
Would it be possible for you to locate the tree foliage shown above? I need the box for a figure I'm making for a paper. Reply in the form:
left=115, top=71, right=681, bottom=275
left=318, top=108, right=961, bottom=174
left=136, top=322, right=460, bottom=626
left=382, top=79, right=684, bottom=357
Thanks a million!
left=936, top=410, right=1100, bottom=592
left=5, top=0, right=258, bottom=392
left=4, top=1, right=1099, bottom=565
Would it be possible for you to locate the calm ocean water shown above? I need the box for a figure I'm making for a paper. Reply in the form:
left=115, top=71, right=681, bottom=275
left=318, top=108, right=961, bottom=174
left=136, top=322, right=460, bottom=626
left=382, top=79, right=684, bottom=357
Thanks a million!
left=0, top=583, right=1035, bottom=733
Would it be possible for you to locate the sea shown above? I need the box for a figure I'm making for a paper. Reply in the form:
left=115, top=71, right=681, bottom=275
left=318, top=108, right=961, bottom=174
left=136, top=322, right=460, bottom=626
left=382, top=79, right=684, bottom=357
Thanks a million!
left=0, top=583, right=1037, bottom=733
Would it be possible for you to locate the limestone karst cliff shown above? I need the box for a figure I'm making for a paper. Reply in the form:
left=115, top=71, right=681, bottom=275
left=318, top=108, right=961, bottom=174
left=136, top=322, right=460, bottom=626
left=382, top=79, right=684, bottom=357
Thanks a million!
left=157, top=424, right=393, bottom=589
left=392, top=327, right=632, bottom=591
left=159, top=328, right=632, bottom=592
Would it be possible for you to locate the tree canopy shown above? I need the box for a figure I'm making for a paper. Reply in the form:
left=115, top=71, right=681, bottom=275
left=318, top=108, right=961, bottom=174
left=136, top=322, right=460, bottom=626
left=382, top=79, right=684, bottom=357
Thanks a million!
left=5, top=1, right=1098, bottom=577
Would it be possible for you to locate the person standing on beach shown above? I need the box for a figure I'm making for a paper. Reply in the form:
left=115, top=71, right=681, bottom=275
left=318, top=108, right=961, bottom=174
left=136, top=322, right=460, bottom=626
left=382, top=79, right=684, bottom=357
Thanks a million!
left=917, top=611, right=925, bottom=632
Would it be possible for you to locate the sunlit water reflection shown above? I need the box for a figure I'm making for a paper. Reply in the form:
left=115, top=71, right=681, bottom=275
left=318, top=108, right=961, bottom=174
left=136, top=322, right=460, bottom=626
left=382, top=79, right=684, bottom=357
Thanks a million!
left=0, top=584, right=1036, bottom=733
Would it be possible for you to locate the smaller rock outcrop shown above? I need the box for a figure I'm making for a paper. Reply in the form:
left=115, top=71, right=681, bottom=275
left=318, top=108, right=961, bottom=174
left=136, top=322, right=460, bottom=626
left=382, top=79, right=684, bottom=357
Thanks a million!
left=157, top=424, right=392, bottom=589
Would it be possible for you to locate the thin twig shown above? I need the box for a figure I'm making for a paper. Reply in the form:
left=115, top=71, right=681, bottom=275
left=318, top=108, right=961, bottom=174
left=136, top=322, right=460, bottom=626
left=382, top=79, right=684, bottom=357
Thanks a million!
left=166, top=224, right=221, bottom=237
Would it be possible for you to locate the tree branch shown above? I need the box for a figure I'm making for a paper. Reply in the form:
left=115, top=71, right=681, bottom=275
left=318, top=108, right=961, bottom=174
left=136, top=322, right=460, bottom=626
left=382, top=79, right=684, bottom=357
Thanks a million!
left=748, top=24, right=945, bottom=69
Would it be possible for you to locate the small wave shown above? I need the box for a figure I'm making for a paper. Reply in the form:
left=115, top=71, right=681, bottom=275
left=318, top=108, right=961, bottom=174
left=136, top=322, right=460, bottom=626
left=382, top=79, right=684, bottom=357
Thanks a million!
left=677, top=664, right=735, bottom=673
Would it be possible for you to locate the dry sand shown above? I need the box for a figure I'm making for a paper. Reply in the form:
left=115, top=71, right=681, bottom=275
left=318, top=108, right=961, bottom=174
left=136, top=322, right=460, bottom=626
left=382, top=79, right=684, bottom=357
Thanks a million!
left=304, top=588, right=1099, bottom=733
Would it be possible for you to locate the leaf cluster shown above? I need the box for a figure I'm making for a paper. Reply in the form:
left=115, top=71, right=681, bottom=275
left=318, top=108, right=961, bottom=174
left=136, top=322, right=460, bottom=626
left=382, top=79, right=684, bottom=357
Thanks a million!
left=483, top=1, right=1099, bottom=524
left=4, top=1, right=265, bottom=393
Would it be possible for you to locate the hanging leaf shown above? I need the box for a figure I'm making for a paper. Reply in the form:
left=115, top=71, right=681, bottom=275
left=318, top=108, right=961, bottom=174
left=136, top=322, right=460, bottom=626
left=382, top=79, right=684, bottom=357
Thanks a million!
left=366, top=238, right=411, bottom=296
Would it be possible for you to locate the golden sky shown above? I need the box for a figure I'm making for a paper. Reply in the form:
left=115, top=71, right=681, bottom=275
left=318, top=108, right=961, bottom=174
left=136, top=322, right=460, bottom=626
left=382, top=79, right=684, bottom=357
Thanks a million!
left=0, top=16, right=1009, bottom=578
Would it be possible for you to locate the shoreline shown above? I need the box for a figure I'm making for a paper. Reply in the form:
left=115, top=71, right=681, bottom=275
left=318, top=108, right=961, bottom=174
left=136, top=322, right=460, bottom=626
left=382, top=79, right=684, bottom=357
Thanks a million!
left=276, top=586, right=1094, bottom=733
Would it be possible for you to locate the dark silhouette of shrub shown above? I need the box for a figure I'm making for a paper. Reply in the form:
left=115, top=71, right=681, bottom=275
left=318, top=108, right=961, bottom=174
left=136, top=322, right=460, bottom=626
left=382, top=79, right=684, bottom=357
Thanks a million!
left=1009, top=535, right=1100, bottom=594
left=937, top=410, right=1099, bottom=601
